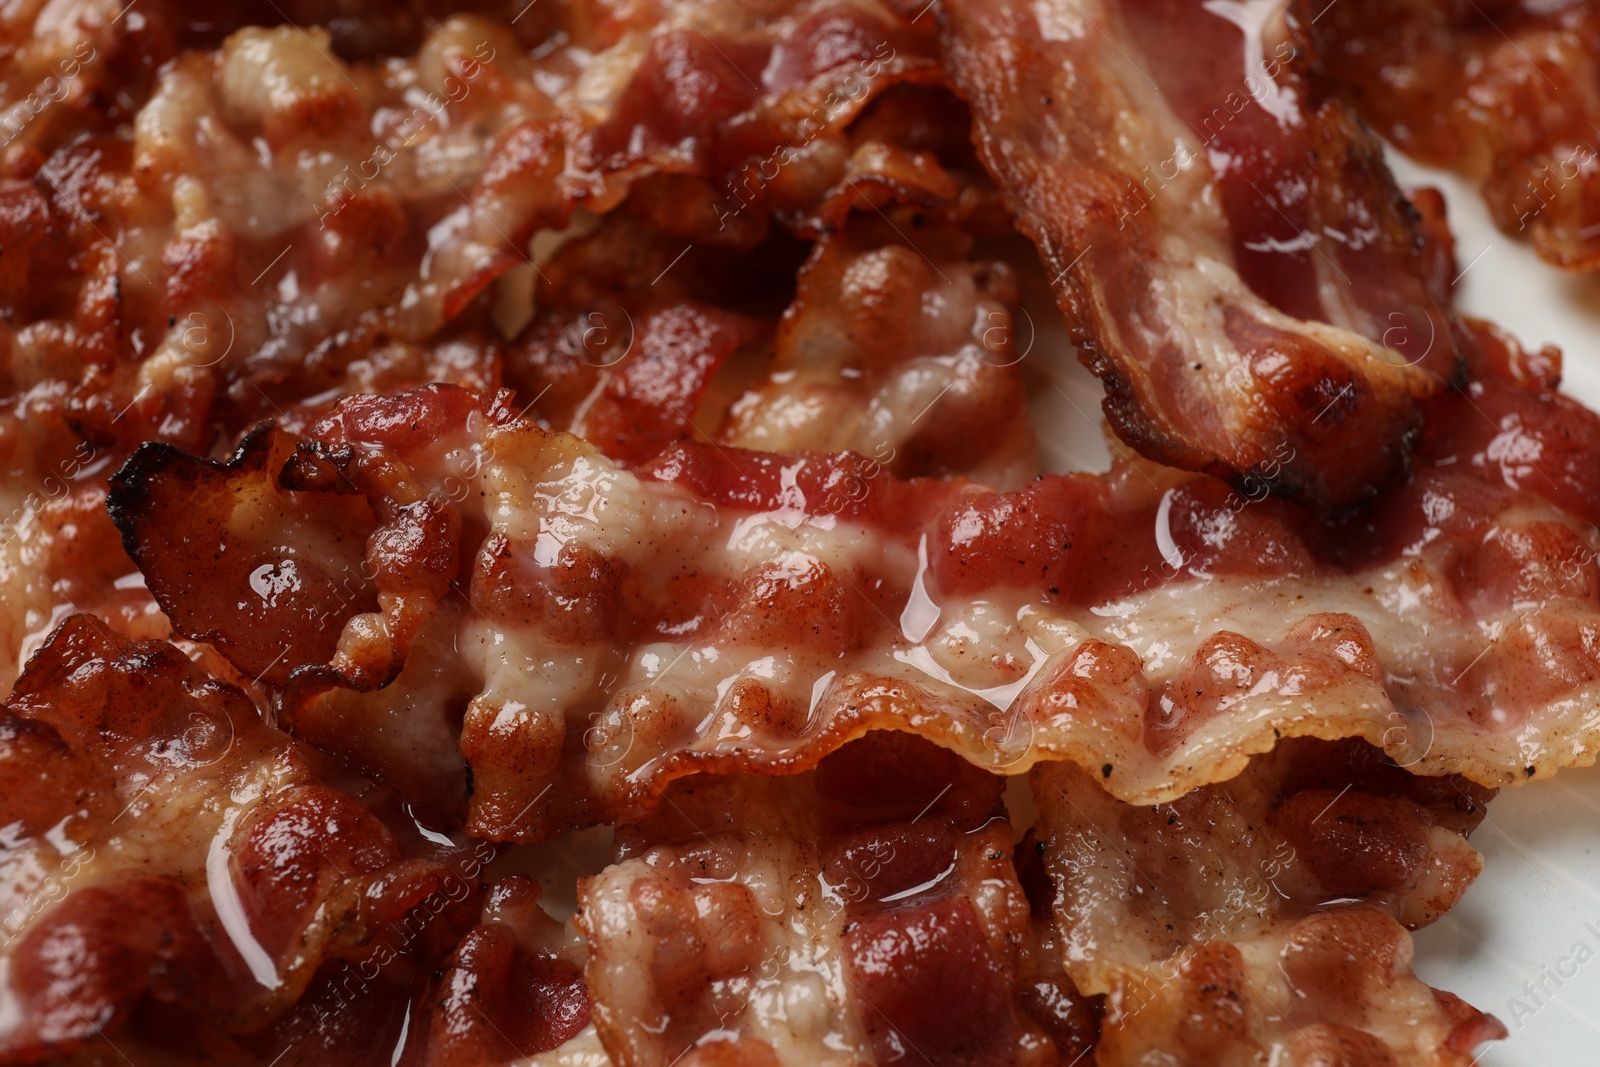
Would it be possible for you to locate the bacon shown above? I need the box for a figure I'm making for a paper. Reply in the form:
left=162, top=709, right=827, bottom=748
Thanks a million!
left=577, top=732, right=1078, bottom=1067
left=1303, top=0, right=1600, bottom=271
left=0, top=0, right=179, bottom=167
left=1029, top=737, right=1503, bottom=1064
left=508, top=205, right=1035, bottom=486
left=0, top=0, right=946, bottom=469
left=0, top=393, right=159, bottom=697
left=21, top=869, right=605, bottom=1066
left=717, top=211, right=1035, bottom=487
left=393, top=875, right=593, bottom=1064
left=0, top=613, right=512, bottom=1061
left=108, top=344, right=1600, bottom=841
left=938, top=0, right=1473, bottom=511
left=0, top=1, right=963, bottom=694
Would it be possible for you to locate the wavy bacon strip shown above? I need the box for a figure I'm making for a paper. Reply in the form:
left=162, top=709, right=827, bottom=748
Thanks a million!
left=109, top=323, right=1600, bottom=841
left=509, top=203, right=1035, bottom=485
left=577, top=732, right=1091, bottom=1067
left=0, top=0, right=944, bottom=454
left=0, top=614, right=566, bottom=1063
left=0, top=0, right=972, bottom=695
left=716, top=209, right=1035, bottom=487
left=1304, top=0, right=1600, bottom=271
left=1029, top=737, right=1504, bottom=1064
left=938, top=0, right=1472, bottom=511
left=40, top=871, right=601, bottom=1066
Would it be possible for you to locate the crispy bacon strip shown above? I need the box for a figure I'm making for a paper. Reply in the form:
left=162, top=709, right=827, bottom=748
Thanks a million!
left=0, top=396, right=161, bottom=698
left=40, top=872, right=602, bottom=1065
left=0, top=0, right=944, bottom=451
left=110, top=328, right=1600, bottom=840
left=508, top=205, right=1035, bottom=485
left=0, top=614, right=521, bottom=1062
left=1030, top=738, right=1504, bottom=1064
left=0, top=0, right=179, bottom=165
left=717, top=211, right=1035, bottom=487
left=1304, top=0, right=1600, bottom=271
left=938, top=0, right=1471, bottom=510
left=577, top=733, right=1086, bottom=1067
left=0, top=1, right=959, bottom=696
left=391, top=875, right=593, bottom=1065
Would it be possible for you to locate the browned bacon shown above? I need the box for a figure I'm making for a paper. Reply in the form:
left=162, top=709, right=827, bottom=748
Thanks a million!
left=108, top=329, right=1600, bottom=841
left=508, top=203, right=1036, bottom=485
left=24, top=871, right=602, bottom=1066
left=1030, top=738, right=1504, bottom=1064
left=0, top=614, right=534, bottom=1062
left=938, top=0, right=1473, bottom=511
left=577, top=732, right=1086, bottom=1067
left=717, top=210, right=1035, bottom=487
left=1304, top=0, right=1600, bottom=271
left=0, top=0, right=951, bottom=469
left=0, top=0, right=968, bottom=695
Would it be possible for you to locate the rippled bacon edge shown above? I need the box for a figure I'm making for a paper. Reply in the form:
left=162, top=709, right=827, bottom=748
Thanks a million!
left=106, top=319, right=1600, bottom=847
left=938, top=0, right=1474, bottom=512
left=0, top=7, right=1000, bottom=705
left=1030, top=737, right=1504, bottom=1065
left=0, top=615, right=466, bottom=1060
left=1302, top=0, right=1600, bottom=272
left=511, top=202, right=1034, bottom=484
left=0, top=0, right=951, bottom=466
left=577, top=732, right=1095, bottom=1067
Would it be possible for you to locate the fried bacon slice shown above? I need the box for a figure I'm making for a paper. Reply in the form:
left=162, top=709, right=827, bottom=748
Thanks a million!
left=0, top=613, right=542, bottom=1062
left=110, top=328, right=1600, bottom=841
left=0, top=0, right=944, bottom=451
left=385, top=875, right=593, bottom=1066
left=717, top=211, right=1035, bottom=487
left=0, top=396, right=166, bottom=698
left=1029, top=737, right=1505, bottom=1065
left=0, top=0, right=962, bottom=696
left=40, top=872, right=601, bottom=1066
left=1304, top=0, right=1600, bottom=271
left=577, top=732, right=1087, bottom=1067
left=507, top=204, right=1035, bottom=485
left=938, top=0, right=1472, bottom=511
left=0, top=0, right=176, bottom=165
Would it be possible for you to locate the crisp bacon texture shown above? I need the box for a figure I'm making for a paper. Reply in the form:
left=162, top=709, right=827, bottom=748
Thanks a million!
left=0, top=2, right=1590, bottom=1063
left=717, top=211, right=1035, bottom=486
left=0, top=0, right=944, bottom=451
left=0, top=612, right=604, bottom=1066
left=0, top=614, right=517, bottom=1062
left=505, top=200, right=1034, bottom=486
left=938, top=0, right=1473, bottom=511
left=109, top=332, right=1600, bottom=844
left=0, top=0, right=972, bottom=697
left=1030, top=738, right=1504, bottom=1065
left=1305, top=0, right=1600, bottom=271
left=577, top=732, right=1089, bottom=1067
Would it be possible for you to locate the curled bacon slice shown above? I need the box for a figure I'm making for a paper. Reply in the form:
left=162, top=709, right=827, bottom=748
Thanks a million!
left=577, top=732, right=1083, bottom=1067
left=1304, top=0, right=1600, bottom=271
left=0, top=0, right=964, bottom=699
left=0, top=614, right=502, bottom=1062
left=36, top=872, right=601, bottom=1066
left=1, top=0, right=945, bottom=451
left=393, top=875, right=593, bottom=1065
left=1030, top=737, right=1504, bottom=1065
left=938, top=0, right=1471, bottom=511
left=109, top=331, right=1600, bottom=841
left=508, top=204, right=1035, bottom=485
left=717, top=210, right=1035, bottom=487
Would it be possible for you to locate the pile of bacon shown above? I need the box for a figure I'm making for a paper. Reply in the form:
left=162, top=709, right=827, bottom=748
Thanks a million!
left=2, top=0, right=1598, bottom=1063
